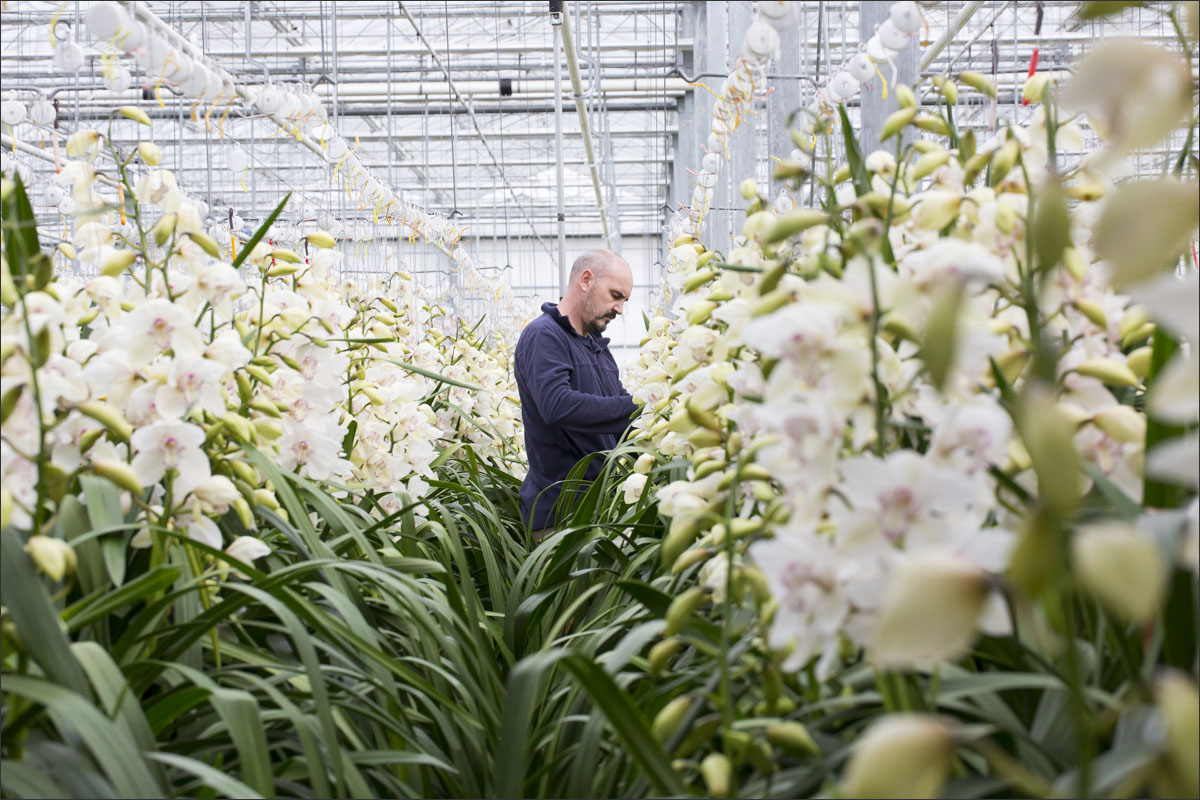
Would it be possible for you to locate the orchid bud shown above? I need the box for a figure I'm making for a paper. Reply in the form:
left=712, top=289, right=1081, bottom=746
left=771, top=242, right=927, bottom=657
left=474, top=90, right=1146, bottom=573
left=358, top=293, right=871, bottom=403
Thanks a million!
left=739, top=177, right=759, bottom=200
left=895, top=83, right=917, bottom=109
left=700, top=753, right=732, bottom=799
left=1091, top=405, right=1145, bottom=444
left=187, top=231, right=222, bottom=258
left=1153, top=670, right=1200, bottom=799
left=664, top=587, right=708, bottom=636
left=267, top=263, right=300, bottom=278
left=1073, top=520, right=1166, bottom=625
left=65, top=129, right=100, bottom=158
left=914, top=191, right=962, bottom=231
left=92, top=458, right=143, bottom=494
left=958, top=70, right=997, bottom=98
left=933, top=75, right=958, bottom=104
left=306, top=230, right=337, bottom=249
left=1062, top=246, right=1087, bottom=280
left=647, top=637, right=683, bottom=677
left=1018, top=385, right=1082, bottom=518
left=671, top=547, right=711, bottom=575
left=651, top=695, right=691, bottom=743
left=232, top=497, right=255, bottom=530
left=1126, top=346, right=1153, bottom=379
left=871, top=552, right=989, bottom=667
left=100, top=248, right=138, bottom=277
left=56, top=242, right=76, bottom=260
left=78, top=400, right=133, bottom=441
left=842, top=714, right=953, bottom=799
left=25, top=536, right=77, bottom=582
left=153, top=213, right=177, bottom=247
left=634, top=453, right=655, bottom=475
left=119, top=105, right=152, bottom=126
left=990, top=138, right=1020, bottom=185
left=251, top=418, right=283, bottom=440
left=0, top=486, right=12, bottom=529
left=1023, top=74, right=1051, bottom=104
left=1072, top=299, right=1107, bottom=329
left=136, top=142, right=162, bottom=165
left=767, top=722, right=818, bottom=755
left=880, top=107, right=918, bottom=141
left=1075, top=357, right=1140, bottom=388
left=765, top=209, right=828, bottom=244
left=911, top=149, right=950, bottom=180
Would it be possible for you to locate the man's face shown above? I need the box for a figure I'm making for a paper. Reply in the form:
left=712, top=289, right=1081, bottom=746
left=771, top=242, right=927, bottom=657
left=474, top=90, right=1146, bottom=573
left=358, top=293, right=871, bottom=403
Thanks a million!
left=580, top=264, right=633, bottom=336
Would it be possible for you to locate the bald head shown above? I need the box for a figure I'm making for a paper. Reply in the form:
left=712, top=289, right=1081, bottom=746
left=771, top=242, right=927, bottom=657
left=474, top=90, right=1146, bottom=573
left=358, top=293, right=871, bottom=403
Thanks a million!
left=569, top=249, right=628, bottom=285
left=560, top=249, right=633, bottom=336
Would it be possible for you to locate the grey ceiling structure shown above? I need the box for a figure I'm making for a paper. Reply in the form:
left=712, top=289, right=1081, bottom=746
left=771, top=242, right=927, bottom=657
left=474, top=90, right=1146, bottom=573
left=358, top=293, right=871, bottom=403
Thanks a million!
left=2, top=1, right=1196, bottom=348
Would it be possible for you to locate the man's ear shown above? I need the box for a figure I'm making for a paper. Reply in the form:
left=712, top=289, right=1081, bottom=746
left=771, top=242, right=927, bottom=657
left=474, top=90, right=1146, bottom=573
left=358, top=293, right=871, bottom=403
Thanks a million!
left=579, top=269, right=593, bottom=291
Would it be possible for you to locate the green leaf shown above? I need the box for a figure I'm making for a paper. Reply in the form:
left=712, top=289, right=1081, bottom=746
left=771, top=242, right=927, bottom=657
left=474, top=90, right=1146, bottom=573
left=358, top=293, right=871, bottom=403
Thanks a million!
left=81, top=474, right=130, bottom=586
left=2, top=173, right=41, bottom=277
left=838, top=103, right=872, bottom=197
left=0, top=759, right=69, bottom=798
left=378, top=356, right=482, bottom=390
left=2, top=675, right=162, bottom=798
left=62, top=566, right=181, bottom=632
left=232, top=192, right=291, bottom=269
left=1, top=529, right=90, bottom=696
left=498, top=650, right=685, bottom=798
left=144, top=752, right=264, bottom=800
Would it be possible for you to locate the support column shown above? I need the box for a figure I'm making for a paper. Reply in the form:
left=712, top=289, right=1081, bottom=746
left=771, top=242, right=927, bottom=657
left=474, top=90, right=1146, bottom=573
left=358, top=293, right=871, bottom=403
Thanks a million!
left=858, top=4, right=918, bottom=150
left=692, top=0, right=727, bottom=250
left=769, top=17, right=802, bottom=164
left=724, top=1, right=756, bottom=249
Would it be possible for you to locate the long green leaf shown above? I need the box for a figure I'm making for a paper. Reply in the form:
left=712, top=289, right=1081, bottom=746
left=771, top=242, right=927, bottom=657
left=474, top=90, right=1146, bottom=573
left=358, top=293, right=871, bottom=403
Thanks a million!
left=2, top=675, right=162, bottom=798
left=144, top=752, right=264, bottom=800
left=232, top=191, right=291, bottom=269
left=1, top=529, right=90, bottom=696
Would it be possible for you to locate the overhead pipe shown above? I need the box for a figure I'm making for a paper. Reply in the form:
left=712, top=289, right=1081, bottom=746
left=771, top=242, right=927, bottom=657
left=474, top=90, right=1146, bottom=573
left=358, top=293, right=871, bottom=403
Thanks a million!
left=397, top=0, right=558, bottom=268
left=559, top=2, right=612, bottom=250
left=551, top=3, right=568, bottom=293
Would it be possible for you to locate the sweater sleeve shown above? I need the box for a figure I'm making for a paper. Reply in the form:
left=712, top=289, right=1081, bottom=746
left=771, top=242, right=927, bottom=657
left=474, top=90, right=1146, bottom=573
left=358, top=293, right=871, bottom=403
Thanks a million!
left=523, top=326, right=638, bottom=435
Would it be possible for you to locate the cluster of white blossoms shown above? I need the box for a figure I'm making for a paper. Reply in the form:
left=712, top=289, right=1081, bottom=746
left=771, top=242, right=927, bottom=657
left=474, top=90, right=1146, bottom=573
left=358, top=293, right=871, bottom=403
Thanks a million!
left=1, top=124, right=524, bottom=574
left=626, top=55, right=1199, bottom=678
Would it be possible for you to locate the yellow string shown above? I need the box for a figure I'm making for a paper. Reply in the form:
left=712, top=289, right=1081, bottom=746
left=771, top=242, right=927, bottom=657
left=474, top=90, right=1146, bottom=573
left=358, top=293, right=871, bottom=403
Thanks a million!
left=49, top=2, right=66, bottom=47
left=241, top=165, right=248, bottom=192
left=118, top=184, right=126, bottom=224
left=204, top=87, right=225, bottom=133
left=218, top=97, right=235, bottom=139
left=687, top=80, right=723, bottom=100
left=872, top=61, right=889, bottom=100
left=154, top=57, right=173, bottom=109
left=3, top=123, right=14, bottom=153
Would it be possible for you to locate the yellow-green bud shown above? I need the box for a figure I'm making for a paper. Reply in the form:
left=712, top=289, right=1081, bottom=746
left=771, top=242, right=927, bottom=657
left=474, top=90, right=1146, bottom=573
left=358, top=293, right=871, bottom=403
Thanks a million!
left=92, top=458, right=143, bottom=494
left=119, top=105, right=152, bottom=125
left=100, top=248, right=138, bottom=278
left=25, top=535, right=77, bottom=582
left=153, top=213, right=177, bottom=247
left=652, top=696, right=692, bottom=744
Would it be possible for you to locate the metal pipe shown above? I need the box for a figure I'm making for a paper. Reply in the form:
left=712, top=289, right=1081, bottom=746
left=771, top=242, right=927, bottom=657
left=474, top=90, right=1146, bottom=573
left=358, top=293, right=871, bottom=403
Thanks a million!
left=560, top=3, right=613, bottom=249
left=919, top=1, right=986, bottom=72
left=398, top=0, right=558, bottom=266
left=552, top=5, right=568, bottom=293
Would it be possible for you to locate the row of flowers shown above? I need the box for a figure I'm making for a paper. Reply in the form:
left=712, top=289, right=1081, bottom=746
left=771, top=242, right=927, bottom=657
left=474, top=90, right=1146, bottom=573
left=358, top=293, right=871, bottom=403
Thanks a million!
left=619, top=36, right=1198, bottom=798
left=1, top=120, right=524, bottom=584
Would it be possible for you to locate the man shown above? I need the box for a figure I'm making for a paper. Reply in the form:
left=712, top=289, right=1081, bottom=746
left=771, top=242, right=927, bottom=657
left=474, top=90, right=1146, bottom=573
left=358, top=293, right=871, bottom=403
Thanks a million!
left=514, top=249, right=638, bottom=541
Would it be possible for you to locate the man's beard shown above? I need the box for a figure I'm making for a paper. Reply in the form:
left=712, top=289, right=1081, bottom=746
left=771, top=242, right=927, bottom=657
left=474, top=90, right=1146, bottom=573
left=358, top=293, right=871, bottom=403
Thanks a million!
left=583, top=298, right=616, bottom=335
left=584, top=312, right=615, bottom=336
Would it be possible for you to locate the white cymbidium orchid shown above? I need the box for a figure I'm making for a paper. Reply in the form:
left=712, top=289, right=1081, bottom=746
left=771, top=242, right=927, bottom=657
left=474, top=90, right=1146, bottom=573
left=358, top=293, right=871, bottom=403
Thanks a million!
left=130, top=420, right=211, bottom=499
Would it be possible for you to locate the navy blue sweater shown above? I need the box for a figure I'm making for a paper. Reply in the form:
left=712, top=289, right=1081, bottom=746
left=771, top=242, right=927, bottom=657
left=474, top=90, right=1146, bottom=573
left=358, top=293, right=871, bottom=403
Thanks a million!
left=514, top=302, right=638, bottom=529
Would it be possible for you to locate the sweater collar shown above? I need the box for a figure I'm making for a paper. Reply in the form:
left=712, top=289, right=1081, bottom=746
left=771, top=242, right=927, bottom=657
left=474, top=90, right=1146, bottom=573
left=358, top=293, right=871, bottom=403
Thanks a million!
left=542, top=302, right=610, bottom=350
